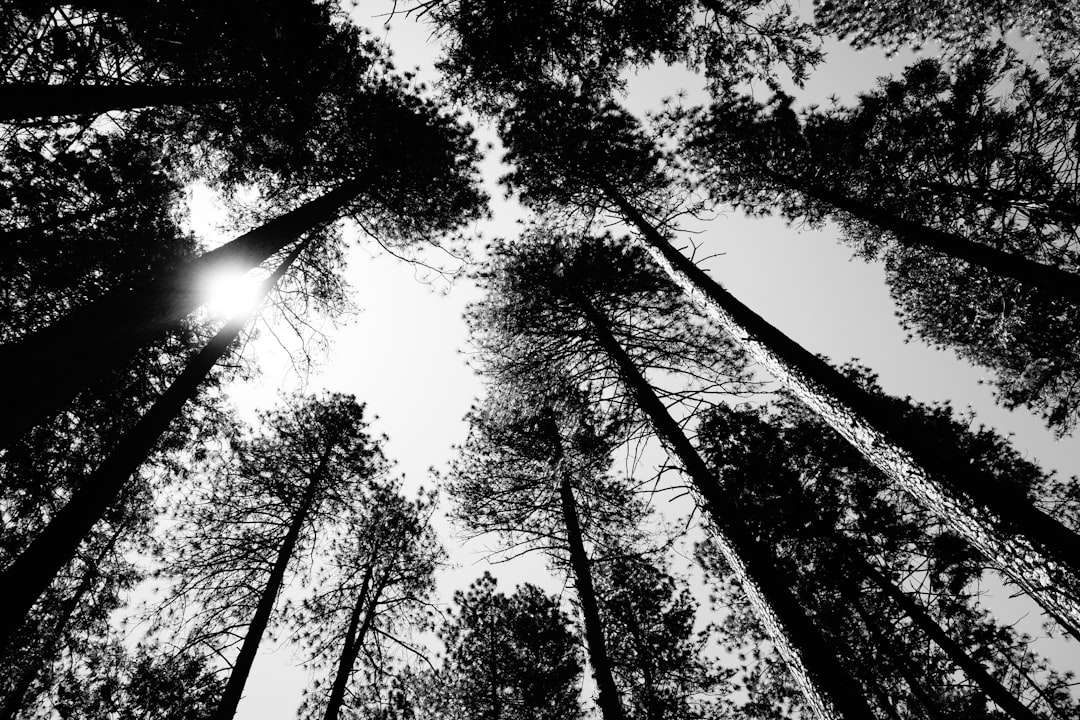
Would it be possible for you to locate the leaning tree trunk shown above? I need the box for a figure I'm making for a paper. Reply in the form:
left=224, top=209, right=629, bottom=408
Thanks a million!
left=212, top=451, right=329, bottom=720
left=0, top=178, right=369, bottom=449
left=0, top=521, right=123, bottom=720
left=557, top=473, right=628, bottom=720
left=0, top=83, right=233, bottom=121
left=760, top=167, right=1080, bottom=305
left=578, top=297, right=875, bottom=720
left=0, top=241, right=308, bottom=648
left=855, top=557, right=1042, bottom=720
left=599, top=181, right=1080, bottom=638
left=322, top=564, right=389, bottom=720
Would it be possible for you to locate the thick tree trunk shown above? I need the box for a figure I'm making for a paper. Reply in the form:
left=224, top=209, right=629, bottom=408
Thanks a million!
left=601, top=182, right=1080, bottom=637
left=579, top=297, right=875, bottom=720
left=212, top=457, right=326, bottom=720
left=557, top=474, right=627, bottom=720
left=763, top=168, right=1080, bottom=304
left=0, top=523, right=121, bottom=720
left=0, top=178, right=368, bottom=449
left=0, top=83, right=232, bottom=121
left=323, top=565, right=388, bottom=720
left=0, top=241, right=307, bottom=648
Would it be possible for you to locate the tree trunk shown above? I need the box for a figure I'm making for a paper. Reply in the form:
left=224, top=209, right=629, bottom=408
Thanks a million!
left=0, top=83, right=232, bottom=121
left=323, top=564, right=389, bottom=720
left=212, top=451, right=328, bottom=720
left=0, top=522, right=123, bottom=720
left=557, top=474, right=627, bottom=720
left=0, top=241, right=307, bottom=648
left=858, top=558, right=1042, bottom=720
left=763, top=167, right=1080, bottom=305
left=600, top=181, right=1080, bottom=638
left=850, top=596, right=948, bottom=720
left=0, top=178, right=369, bottom=449
left=578, top=297, right=875, bottom=720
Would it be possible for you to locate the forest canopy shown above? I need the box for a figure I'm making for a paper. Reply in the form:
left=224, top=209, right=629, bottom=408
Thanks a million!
left=1, top=1, right=1079, bottom=719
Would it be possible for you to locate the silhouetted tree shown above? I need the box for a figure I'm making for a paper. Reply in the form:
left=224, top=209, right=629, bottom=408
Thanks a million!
left=291, top=481, right=444, bottom=720
left=434, top=573, right=585, bottom=720
left=696, top=396, right=1080, bottom=719
left=471, top=231, right=875, bottom=720
left=149, top=393, right=389, bottom=720
left=676, top=49, right=1080, bottom=432
left=811, top=0, right=1080, bottom=57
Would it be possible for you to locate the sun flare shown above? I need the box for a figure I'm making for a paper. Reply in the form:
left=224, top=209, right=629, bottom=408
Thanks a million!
left=200, top=267, right=264, bottom=320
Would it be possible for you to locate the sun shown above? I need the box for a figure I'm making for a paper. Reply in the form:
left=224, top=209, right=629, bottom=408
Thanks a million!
left=200, top=265, right=265, bottom=321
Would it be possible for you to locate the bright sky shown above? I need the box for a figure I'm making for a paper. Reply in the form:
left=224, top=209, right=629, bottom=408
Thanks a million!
left=193, top=1, right=1080, bottom=716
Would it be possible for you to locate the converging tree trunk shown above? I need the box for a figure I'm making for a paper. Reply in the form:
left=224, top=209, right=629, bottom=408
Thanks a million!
left=854, top=557, right=1041, bottom=720
left=599, top=181, right=1080, bottom=637
left=212, top=455, right=326, bottom=720
left=0, top=83, right=233, bottom=121
left=557, top=473, right=627, bottom=720
left=322, top=564, right=387, bottom=720
left=577, top=296, right=875, bottom=720
left=760, top=167, right=1080, bottom=305
left=0, top=179, right=368, bottom=449
left=0, top=240, right=308, bottom=648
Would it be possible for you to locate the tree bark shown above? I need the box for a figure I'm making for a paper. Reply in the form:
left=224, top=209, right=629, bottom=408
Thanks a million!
left=578, top=296, right=875, bottom=720
left=212, top=448, right=329, bottom=720
left=763, top=167, right=1080, bottom=305
left=0, top=178, right=369, bottom=449
left=557, top=474, right=627, bottom=720
left=0, top=83, right=232, bottom=121
left=600, top=181, right=1080, bottom=638
left=0, top=240, right=307, bottom=648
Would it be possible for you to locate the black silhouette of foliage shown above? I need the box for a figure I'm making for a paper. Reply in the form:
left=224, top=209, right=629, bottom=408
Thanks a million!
left=44, top=642, right=224, bottom=720
left=151, top=394, right=387, bottom=688
left=695, top=390, right=1080, bottom=719
left=811, top=0, right=1080, bottom=57
left=433, top=573, right=585, bottom=720
left=676, top=49, right=1080, bottom=433
left=291, top=480, right=444, bottom=720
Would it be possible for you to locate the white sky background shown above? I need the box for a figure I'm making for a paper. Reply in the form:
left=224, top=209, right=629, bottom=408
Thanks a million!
left=191, top=1, right=1080, bottom=716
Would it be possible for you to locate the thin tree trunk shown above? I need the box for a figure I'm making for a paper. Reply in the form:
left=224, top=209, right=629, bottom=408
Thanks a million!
left=850, top=596, right=947, bottom=720
left=858, top=558, right=1042, bottom=720
left=578, top=296, right=875, bottom=720
left=760, top=167, right=1080, bottom=304
left=557, top=474, right=627, bottom=720
left=0, top=178, right=369, bottom=449
left=212, top=453, right=328, bottom=720
left=323, top=565, right=390, bottom=720
left=0, top=83, right=232, bottom=120
left=600, top=181, right=1080, bottom=637
left=0, top=240, right=307, bottom=648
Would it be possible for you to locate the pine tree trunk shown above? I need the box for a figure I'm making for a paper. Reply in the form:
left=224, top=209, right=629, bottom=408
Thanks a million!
left=858, top=558, right=1042, bottom=720
left=0, top=83, right=233, bottom=121
left=762, top=167, right=1080, bottom=304
left=578, top=297, right=875, bottom=720
left=0, top=178, right=368, bottom=449
left=557, top=474, right=627, bottom=720
left=0, top=523, right=121, bottom=720
left=212, top=456, right=327, bottom=720
left=323, top=564, right=388, bottom=720
left=0, top=241, right=307, bottom=648
left=600, top=182, right=1080, bottom=637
